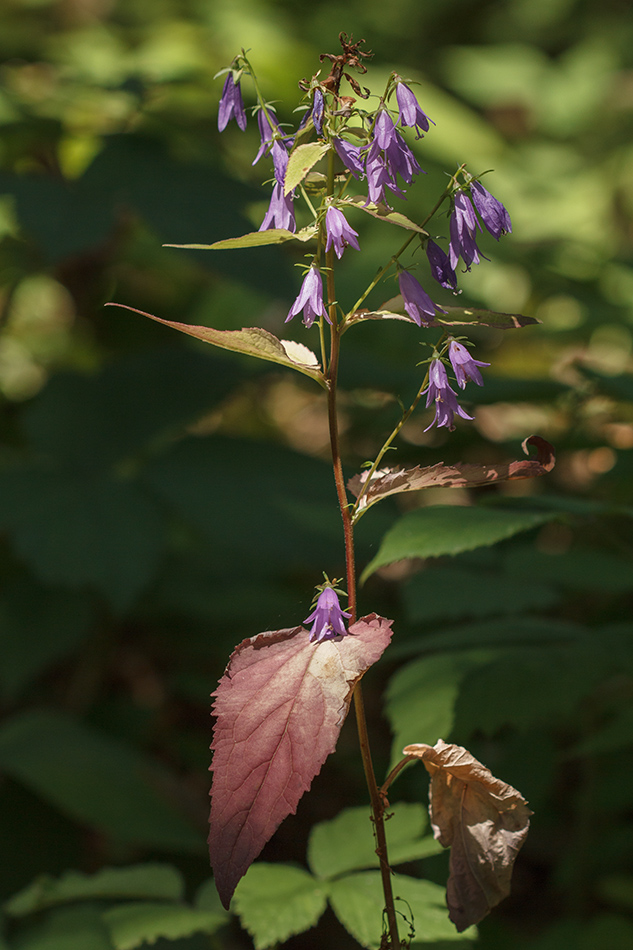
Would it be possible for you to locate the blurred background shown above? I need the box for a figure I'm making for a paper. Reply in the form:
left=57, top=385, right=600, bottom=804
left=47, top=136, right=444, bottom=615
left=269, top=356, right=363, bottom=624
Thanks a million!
left=0, top=0, right=632, bottom=948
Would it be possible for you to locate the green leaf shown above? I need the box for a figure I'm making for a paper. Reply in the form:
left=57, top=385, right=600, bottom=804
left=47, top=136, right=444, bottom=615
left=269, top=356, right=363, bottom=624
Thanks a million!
left=11, top=905, right=115, bottom=950
left=361, top=296, right=538, bottom=329
left=232, top=864, right=327, bottom=950
left=102, top=902, right=226, bottom=950
left=0, top=710, right=203, bottom=853
left=284, top=143, right=330, bottom=194
left=0, top=468, right=165, bottom=612
left=307, top=803, right=440, bottom=880
left=166, top=225, right=318, bottom=250
left=328, top=872, right=475, bottom=948
left=5, top=866, right=184, bottom=918
left=403, top=566, right=560, bottom=625
left=385, top=652, right=488, bottom=765
left=105, top=305, right=325, bottom=387
left=361, top=506, right=557, bottom=582
left=342, top=197, right=429, bottom=233
left=0, top=579, right=93, bottom=701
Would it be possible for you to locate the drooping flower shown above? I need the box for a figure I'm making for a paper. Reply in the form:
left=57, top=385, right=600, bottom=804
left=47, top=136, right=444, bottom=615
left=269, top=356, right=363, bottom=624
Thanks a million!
left=325, top=206, right=360, bottom=259
left=426, top=239, right=457, bottom=290
left=305, top=586, right=351, bottom=643
left=259, top=181, right=295, bottom=232
left=333, top=138, right=365, bottom=179
left=423, top=358, right=474, bottom=431
left=285, top=266, right=330, bottom=328
left=218, top=74, right=247, bottom=132
left=365, top=142, right=404, bottom=206
left=270, top=139, right=289, bottom=185
left=448, top=340, right=490, bottom=388
left=252, top=107, right=280, bottom=165
left=470, top=181, right=512, bottom=240
left=387, top=130, right=423, bottom=185
left=374, top=109, right=398, bottom=150
left=312, top=88, right=325, bottom=136
left=449, top=191, right=483, bottom=271
left=398, top=271, right=446, bottom=326
left=395, top=82, right=434, bottom=137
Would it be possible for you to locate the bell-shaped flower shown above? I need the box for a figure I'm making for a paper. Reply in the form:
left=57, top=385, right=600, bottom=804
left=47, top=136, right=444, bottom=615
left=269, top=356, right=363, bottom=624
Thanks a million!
left=305, top=587, right=351, bottom=643
left=448, top=340, right=490, bottom=389
left=423, top=358, right=474, bottom=431
left=252, top=107, right=280, bottom=165
left=312, top=88, right=325, bottom=136
left=426, top=239, right=457, bottom=290
left=365, top=142, right=404, bottom=206
left=334, top=138, right=365, bottom=179
left=374, top=109, right=398, bottom=150
left=470, top=181, right=512, bottom=240
left=285, top=266, right=330, bottom=328
left=218, top=74, right=247, bottom=132
left=325, top=206, right=360, bottom=260
left=449, top=191, right=484, bottom=271
left=398, top=271, right=446, bottom=326
left=395, top=82, right=434, bottom=137
left=259, top=181, right=296, bottom=232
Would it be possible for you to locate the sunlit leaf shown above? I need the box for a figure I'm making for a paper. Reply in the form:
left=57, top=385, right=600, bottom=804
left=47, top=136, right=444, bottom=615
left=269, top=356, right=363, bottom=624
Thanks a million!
left=285, top=142, right=330, bottom=194
left=353, top=295, right=539, bottom=329
left=404, top=740, right=532, bottom=931
left=233, top=864, right=327, bottom=950
left=165, top=225, right=318, bottom=250
left=208, top=615, right=393, bottom=907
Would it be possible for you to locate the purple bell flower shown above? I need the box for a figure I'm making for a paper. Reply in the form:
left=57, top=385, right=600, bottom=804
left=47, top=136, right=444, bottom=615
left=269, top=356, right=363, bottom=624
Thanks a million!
left=305, top=587, right=351, bottom=643
left=395, top=82, right=434, bottom=138
left=259, top=181, right=296, bottom=232
left=333, top=138, right=365, bottom=179
left=470, top=181, right=512, bottom=239
left=325, top=206, right=360, bottom=260
left=448, top=340, right=490, bottom=388
left=252, top=108, right=280, bottom=165
left=218, top=74, right=247, bottom=132
left=365, top=142, right=404, bottom=206
left=423, top=358, right=474, bottom=431
left=426, top=239, right=457, bottom=290
left=398, top=271, right=446, bottom=326
left=312, top=88, right=325, bottom=136
left=449, top=191, right=483, bottom=271
left=285, top=266, right=330, bottom=328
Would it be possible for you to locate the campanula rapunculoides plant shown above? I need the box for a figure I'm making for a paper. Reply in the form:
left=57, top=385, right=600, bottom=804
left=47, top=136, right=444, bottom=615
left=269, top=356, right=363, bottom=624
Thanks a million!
left=108, top=33, right=555, bottom=950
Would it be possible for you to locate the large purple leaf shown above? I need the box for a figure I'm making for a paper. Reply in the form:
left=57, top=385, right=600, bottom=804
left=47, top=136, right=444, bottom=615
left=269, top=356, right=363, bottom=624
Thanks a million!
left=208, top=615, right=393, bottom=908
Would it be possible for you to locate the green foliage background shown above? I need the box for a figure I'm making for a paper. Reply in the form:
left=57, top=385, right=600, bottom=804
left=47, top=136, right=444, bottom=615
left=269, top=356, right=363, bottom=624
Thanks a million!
left=0, top=0, right=632, bottom=947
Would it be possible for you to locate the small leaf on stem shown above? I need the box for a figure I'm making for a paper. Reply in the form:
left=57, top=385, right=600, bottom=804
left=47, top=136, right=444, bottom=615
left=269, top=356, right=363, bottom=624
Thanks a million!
left=403, top=739, right=532, bottom=932
left=208, top=615, right=393, bottom=908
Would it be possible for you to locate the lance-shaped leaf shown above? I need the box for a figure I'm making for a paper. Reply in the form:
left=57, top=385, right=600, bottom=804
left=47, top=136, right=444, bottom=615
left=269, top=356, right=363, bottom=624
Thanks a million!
left=403, top=739, right=532, bottom=932
left=284, top=143, right=331, bottom=195
left=164, top=225, right=318, bottom=250
left=341, top=197, right=429, bottom=234
left=208, top=615, right=393, bottom=909
left=104, top=305, right=325, bottom=387
left=349, top=436, right=555, bottom=515
left=351, top=295, right=538, bottom=330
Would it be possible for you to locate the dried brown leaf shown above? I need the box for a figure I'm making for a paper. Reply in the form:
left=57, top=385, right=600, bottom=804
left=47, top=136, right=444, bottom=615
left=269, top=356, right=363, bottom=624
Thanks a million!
left=404, top=739, right=532, bottom=932
left=348, top=436, right=555, bottom=514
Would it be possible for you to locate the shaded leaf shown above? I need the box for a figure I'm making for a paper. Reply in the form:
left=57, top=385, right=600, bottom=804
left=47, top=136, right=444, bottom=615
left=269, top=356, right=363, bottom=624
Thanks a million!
left=349, top=437, right=555, bottom=514
left=0, top=710, right=202, bottom=852
left=165, top=225, right=318, bottom=250
left=354, top=295, right=538, bottom=329
left=232, top=863, right=327, bottom=950
left=307, top=802, right=440, bottom=880
left=285, top=143, right=330, bottom=194
left=11, top=905, right=114, bottom=950
left=5, top=866, right=184, bottom=918
left=404, top=740, right=532, bottom=931
left=105, top=305, right=325, bottom=386
left=361, top=505, right=557, bottom=583
left=328, top=871, right=474, bottom=948
left=342, top=197, right=429, bottom=233
left=208, top=615, right=393, bottom=908
left=102, top=902, right=226, bottom=950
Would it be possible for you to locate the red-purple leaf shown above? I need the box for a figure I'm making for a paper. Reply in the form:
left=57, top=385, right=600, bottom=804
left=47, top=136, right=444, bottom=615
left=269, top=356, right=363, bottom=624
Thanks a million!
left=348, top=436, right=555, bottom=514
left=208, top=615, right=393, bottom=908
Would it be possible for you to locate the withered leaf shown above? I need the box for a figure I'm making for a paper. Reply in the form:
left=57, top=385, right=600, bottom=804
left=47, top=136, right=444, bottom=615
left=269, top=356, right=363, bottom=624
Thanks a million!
left=209, top=615, right=393, bottom=909
left=104, top=304, right=325, bottom=387
left=404, top=739, right=532, bottom=932
left=348, top=436, right=555, bottom=514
